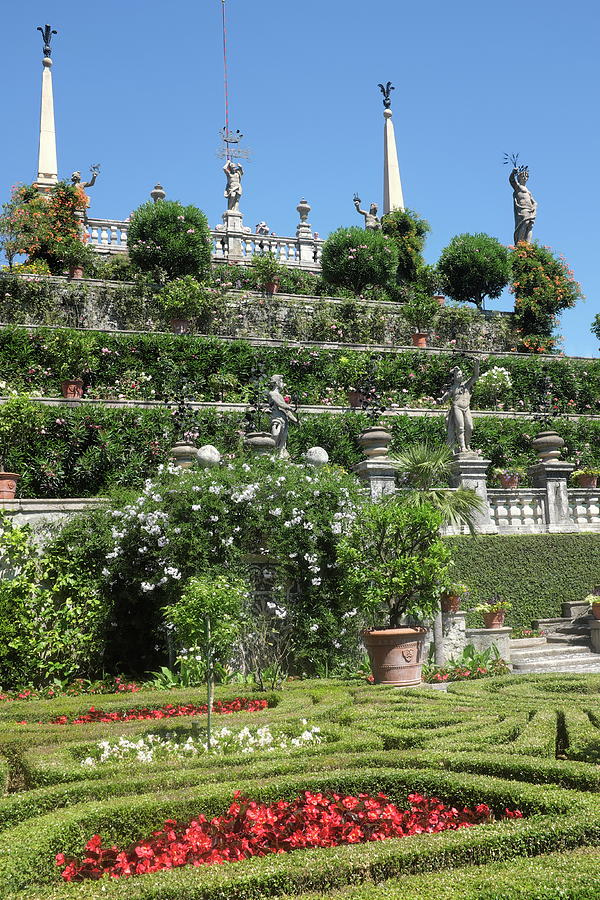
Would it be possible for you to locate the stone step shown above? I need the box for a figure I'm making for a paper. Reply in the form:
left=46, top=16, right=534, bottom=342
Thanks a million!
left=547, top=634, right=591, bottom=647
left=511, top=644, right=592, bottom=661
left=510, top=637, right=547, bottom=650
left=513, top=661, right=600, bottom=674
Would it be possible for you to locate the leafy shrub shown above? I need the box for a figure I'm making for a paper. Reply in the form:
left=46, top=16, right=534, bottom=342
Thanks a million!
left=381, top=208, right=430, bottom=285
left=155, top=275, right=212, bottom=327
left=321, top=227, right=398, bottom=295
left=128, top=200, right=211, bottom=281
left=438, top=233, right=510, bottom=308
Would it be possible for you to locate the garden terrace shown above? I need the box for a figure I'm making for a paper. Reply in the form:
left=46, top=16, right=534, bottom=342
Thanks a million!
left=2, top=676, right=600, bottom=898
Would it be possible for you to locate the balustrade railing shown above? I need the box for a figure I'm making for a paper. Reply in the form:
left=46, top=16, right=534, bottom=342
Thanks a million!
left=569, top=489, right=600, bottom=526
left=86, top=218, right=323, bottom=271
left=488, top=489, right=547, bottom=532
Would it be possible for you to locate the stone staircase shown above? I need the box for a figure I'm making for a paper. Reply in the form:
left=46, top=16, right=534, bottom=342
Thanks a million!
left=511, top=602, right=600, bottom=674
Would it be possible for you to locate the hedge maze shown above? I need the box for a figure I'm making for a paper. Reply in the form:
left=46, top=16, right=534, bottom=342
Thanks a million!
left=1, top=675, right=600, bottom=898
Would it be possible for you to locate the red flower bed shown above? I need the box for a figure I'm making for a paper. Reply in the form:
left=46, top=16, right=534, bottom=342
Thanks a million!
left=56, top=791, right=523, bottom=881
left=20, top=698, right=268, bottom=726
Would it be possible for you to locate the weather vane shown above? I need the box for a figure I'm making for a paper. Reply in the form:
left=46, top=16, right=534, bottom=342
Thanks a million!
left=37, top=24, right=57, bottom=58
left=378, top=81, right=395, bottom=109
left=216, top=1, right=251, bottom=162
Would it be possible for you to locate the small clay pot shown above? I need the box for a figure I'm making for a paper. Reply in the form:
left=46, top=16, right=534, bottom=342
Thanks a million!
left=434, top=295, right=446, bottom=307
left=60, top=378, right=84, bottom=400
left=575, top=474, right=598, bottom=489
left=347, top=390, right=368, bottom=409
left=483, top=611, right=506, bottom=629
left=0, top=473, right=19, bottom=500
left=265, top=278, right=280, bottom=295
left=411, top=332, right=428, bottom=349
left=69, top=265, right=84, bottom=279
left=441, top=593, right=461, bottom=614
left=498, top=473, right=520, bottom=489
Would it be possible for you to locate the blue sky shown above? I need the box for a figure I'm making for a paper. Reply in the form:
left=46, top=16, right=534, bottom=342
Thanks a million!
left=1, top=0, right=599, bottom=355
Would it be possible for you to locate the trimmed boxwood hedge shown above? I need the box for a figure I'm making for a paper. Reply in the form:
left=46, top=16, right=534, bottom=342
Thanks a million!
left=447, top=533, right=600, bottom=626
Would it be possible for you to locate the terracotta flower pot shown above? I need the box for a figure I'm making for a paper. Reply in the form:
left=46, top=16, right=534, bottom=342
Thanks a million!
left=498, top=473, right=520, bottom=489
left=363, top=627, right=426, bottom=686
left=357, top=426, right=392, bottom=459
left=347, top=390, right=368, bottom=409
left=591, top=602, right=600, bottom=621
left=575, top=474, right=598, bottom=489
left=411, top=332, right=428, bottom=349
left=69, top=265, right=84, bottom=279
left=0, top=472, right=19, bottom=500
left=441, top=593, right=461, bottom=614
left=483, top=611, right=506, bottom=629
left=170, top=318, right=190, bottom=335
left=60, top=378, right=84, bottom=400
left=265, top=278, right=280, bottom=295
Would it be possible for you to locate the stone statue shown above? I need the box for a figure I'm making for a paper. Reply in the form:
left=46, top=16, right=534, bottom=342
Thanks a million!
left=439, top=359, right=480, bottom=453
left=353, top=194, right=381, bottom=230
left=224, top=160, right=244, bottom=212
left=267, top=375, right=298, bottom=458
left=509, top=165, right=537, bottom=245
left=71, top=165, right=100, bottom=191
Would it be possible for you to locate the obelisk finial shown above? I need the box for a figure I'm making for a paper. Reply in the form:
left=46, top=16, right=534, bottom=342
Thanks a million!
left=379, top=81, right=405, bottom=214
left=34, top=25, right=58, bottom=191
left=37, top=24, right=57, bottom=58
left=378, top=81, right=394, bottom=110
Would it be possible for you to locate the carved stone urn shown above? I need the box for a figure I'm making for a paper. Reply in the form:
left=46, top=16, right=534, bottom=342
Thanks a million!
left=358, top=426, right=392, bottom=459
left=170, top=440, right=197, bottom=468
left=363, top=627, right=427, bottom=687
left=532, top=430, right=565, bottom=462
left=244, top=432, right=276, bottom=455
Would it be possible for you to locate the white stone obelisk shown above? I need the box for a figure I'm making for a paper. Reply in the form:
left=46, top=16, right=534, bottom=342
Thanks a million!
left=35, top=48, right=58, bottom=191
left=383, top=105, right=404, bottom=214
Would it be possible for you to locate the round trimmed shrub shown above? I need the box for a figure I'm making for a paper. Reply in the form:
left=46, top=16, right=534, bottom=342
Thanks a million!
left=381, top=208, right=430, bottom=285
left=438, top=233, right=510, bottom=309
left=128, top=201, right=211, bottom=281
left=321, top=227, right=398, bottom=296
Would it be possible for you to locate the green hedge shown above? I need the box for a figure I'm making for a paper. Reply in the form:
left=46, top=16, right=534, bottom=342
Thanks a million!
left=447, top=534, right=600, bottom=626
left=0, top=324, right=597, bottom=414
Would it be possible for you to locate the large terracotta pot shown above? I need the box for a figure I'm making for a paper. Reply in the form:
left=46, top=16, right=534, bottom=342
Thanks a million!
left=264, top=278, right=280, bottom=295
left=441, top=593, right=461, bottom=614
left=591, top=602, right=600, bottom=621
left=483, top=611, right=506, bottom=629
left=532, top=430, right=564, bottom=462
left=363, top=627, right=426, bottom=687
left=357, top=426, right=392, bottom=459
left=498, top=473, right=520, bottom=489
left=575, top=474, right=598, bottom=489
left=411, top=332, right=428, bottom=349
left=0, top=473, right=19, bottom=500
left=60, top=378, right=84, bottom=400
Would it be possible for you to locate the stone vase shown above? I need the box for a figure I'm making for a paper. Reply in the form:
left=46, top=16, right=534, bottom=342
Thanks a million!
left=363, top=627, right=426, bottom=687
left=532, top=431, right=565, bottom=462
left=60, top=378, right=84, bottom=400
left=244, top=432, right=276, bottom=455
left=575, top=474, right=598, bottom=489
left=170, top=318, right=190, bottom=335
left=483, top=611, right=506, bottom=629
left=498, top=473, right=520, bottom=489
left=170, top=440, right=197, bottom=468
left=358, top=426, right=392, bottom=459
left=0, top=472, right=19, bottom=500
left=411, top=332, right=428, bottom=349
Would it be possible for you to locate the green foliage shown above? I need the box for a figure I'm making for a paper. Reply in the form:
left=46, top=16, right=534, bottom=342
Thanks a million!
left=381, top=208, right=430, bottom=285
left=127, top=200, right=211, bottom=281
left=400, top=289, right=440, bottom=333
left=438, top=233, right=510, bottom=308
left=249, top=252, right=286, bottom=290
left=423, top=643, right=509, bottom=683
left=155, top=275, right=212, bottom=326
left=321, top=227, right=398, bottom=295
left=511, top=242, right=583, bottom=352
left=446, top=533, right=600, bottom=626
left=338, top=503, right=451, bottom=627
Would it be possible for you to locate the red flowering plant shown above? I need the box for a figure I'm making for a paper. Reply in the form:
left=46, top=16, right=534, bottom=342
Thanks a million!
left=423, top=643, right=509, bottom=684
left=56, top=790, right=523, bottom=881
left=25, top=697, right=268, bottom=725
left=0, top=676, right=141, bottom=702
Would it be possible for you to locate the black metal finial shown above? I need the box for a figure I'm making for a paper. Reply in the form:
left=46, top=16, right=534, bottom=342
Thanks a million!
left=378, top=81, right=394, bottom=109
left=37, top=24, right=57, bottom=58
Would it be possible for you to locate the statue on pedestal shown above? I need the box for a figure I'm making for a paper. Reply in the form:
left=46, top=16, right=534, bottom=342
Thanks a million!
left=353, top=194, right=381, bottom=230
left=71, top=165, right=100, bottom=192
left=439, top=359, right=480, bottom=453
left=506, top=154, right=537, bottom=245
left=267, top=375, right=298, bottom=458
left=224, top=160, right=244, bottom=212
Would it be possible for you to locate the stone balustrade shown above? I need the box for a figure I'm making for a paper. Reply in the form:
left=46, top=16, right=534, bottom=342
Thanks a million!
left=85, top=218, right=324, bottom=271
left=487, top=489, right=547, bottom=533
left=569, top=488, right=600, bottom=527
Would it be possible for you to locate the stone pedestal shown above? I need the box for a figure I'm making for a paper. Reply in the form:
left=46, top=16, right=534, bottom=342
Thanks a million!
left=589, top=619, right=600, bottom=653
left=528, top=460, right=577, bottom=532
left=449, top=453, right=497, bottom=533
left=220, top=210, right=245, bottom=260
left=353, top=458, right=397, bottom=500
left=465, top=626, right=512, bottom=662
left=441, top=611, right=467, bottom=662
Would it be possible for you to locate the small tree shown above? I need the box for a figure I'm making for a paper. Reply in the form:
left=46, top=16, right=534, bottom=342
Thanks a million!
left=321, top=226, right=398, bottom=296
left=338, top=503, right=451, bottom=628
left=164, top=574, right=247, bottom=746
left=381, top=208, right=430, bottom=285
left=156, top=275, right=212, bottom=327
left=128, top=200, right=211, bottom=282
left=438, top=233, right=510, bottom=309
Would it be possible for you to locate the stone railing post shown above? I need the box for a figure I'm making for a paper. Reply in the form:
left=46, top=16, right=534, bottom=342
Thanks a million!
left=449, top=453, right=497, bottom=534
left=441, top=611, right=467, bottom=664
left=528, top=460, right=576, bottom=532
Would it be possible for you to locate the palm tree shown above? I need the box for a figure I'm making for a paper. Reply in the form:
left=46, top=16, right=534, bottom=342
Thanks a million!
left=388, top=443, right=483, bottom=534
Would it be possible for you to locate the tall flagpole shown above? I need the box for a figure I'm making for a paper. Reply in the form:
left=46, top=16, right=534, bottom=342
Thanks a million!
left=221, top=0, right=231, bottom=161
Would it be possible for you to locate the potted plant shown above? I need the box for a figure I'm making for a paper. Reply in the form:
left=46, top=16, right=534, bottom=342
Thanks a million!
left=60, top=238, right=95, bottom=280
left=440, top=582, right=468, bottom=614
left=401, top=289, right=440, bottom=349
left=58, top=361, right=85, bottom=400
left=492, top=466, right=526, bottom=489
left=572, top=468, right=600, bottom=489
left=338, top=502, right=451, bottom=687
left=250, top=252, right=284, bottom=295
left=0, top=456, right=19, bottom=501
left=156, top=276, right=212, bottom=334
left=584, top=591, right=600, bottom=620
left=474, top=598, right=512, bottom=629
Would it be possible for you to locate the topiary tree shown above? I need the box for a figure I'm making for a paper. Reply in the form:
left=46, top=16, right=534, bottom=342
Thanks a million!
left=438, top=233, right=510, bottom=309
left=321, top=227, right=398, bottom=296
left=511, top=242, right=583, bottom=353
left=128, top=200, right=211, bottom=282
left=381, top=208, right=430, bottom=285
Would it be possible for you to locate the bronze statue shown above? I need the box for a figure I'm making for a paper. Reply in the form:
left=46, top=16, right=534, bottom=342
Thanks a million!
left=353, top=194, right=381, bottom=230
left=37, top=24, right=57, bottom=57
left=439, top=359, right=481, bottom=453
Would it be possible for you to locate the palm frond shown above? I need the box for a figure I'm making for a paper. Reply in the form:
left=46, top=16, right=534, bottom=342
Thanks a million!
left=391, top=443, right=454, bottom=490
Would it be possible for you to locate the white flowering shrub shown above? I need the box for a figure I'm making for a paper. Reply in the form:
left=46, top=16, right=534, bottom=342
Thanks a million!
left=475, top=366, right=513, bottom=409
left=81, top=722, right=322, bottom=767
